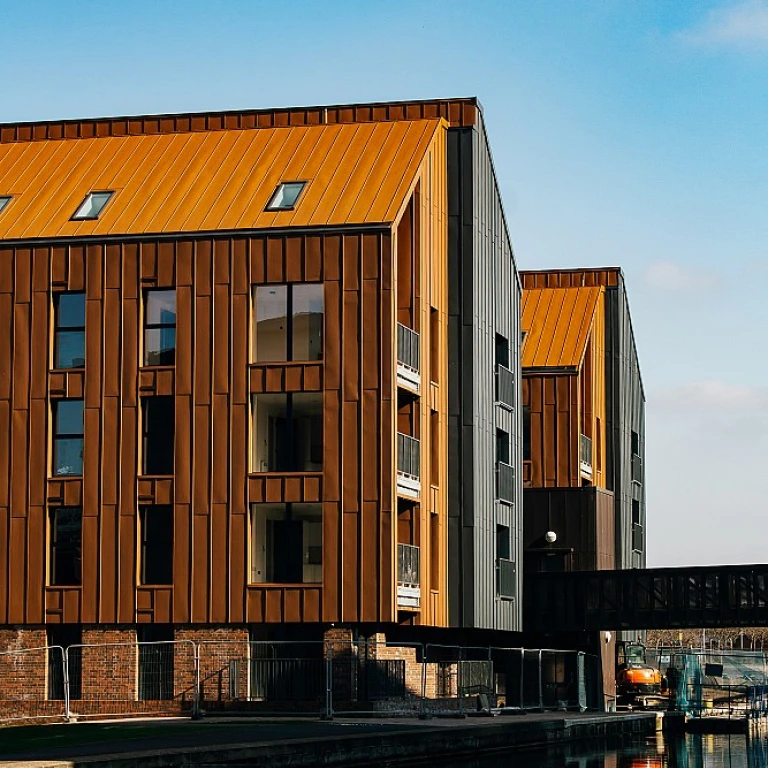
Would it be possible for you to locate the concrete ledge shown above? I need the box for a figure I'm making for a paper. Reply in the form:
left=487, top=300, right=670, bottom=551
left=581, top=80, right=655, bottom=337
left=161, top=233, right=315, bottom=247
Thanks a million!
left=2, top=714, right=657, bottom=768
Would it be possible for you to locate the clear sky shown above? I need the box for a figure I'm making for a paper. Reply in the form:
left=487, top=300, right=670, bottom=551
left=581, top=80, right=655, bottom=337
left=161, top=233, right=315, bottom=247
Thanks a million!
left=1, top=0, right=766, bottom=567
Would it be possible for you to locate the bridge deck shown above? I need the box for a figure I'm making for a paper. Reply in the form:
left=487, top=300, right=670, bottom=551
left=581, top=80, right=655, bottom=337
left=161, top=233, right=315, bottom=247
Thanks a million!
left=524, top=564, right=768, bottom=632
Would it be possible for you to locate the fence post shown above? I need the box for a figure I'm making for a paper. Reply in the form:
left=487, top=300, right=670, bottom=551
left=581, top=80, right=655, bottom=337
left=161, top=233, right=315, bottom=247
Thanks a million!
left=486, top=647, right=493, bottom=712
left=192, top=642, right=201, bottom=719
left=62, top=646, right=71, bottom=722
left=538, top=649, right=544, bottom=710
left=520, top=648, right=525, bottom=710
left=420, top=643, right=428, bottom=719
left=324, top=643, right=334, bottom=720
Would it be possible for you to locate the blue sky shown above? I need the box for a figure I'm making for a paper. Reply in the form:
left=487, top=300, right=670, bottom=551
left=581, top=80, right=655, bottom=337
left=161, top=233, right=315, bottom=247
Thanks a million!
left=1, top=0, right=766, bottom=566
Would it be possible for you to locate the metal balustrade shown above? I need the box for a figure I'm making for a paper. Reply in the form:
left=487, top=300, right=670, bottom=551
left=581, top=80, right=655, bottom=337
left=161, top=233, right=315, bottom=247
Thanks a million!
left=631, top=453, right=643, bottom=484
left=496, top=461, right=515, bottom=504
left=397, top=432, right=421, bottom=498
left=497, top=558, right=517, bottom=599
left=579, top=434, right=592, bottom=477
left=495, top=364, right=515, bottom=409
left=397, top=543, right=421, bottom=609
left=396, top=323, right=420, bottom=390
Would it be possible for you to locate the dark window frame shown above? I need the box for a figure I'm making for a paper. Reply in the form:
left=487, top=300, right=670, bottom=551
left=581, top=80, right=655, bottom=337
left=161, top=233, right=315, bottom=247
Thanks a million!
left=52, top=399, right=84, bottom=477
left=495, top=333, right=510, bottom=370
left=254, top=282, right=324, bottom=362
left=141, top=396, right=175, bottom=476
left=139, top=505, right=174, bottom=586
left=143, top=289, right=177, bottom=367
left=53, top=292, right=86, bottom=370
left=523, top=405, right=531, bottom=461
left=265, top=181, right=307, bottom=211
left=49, top=507, right=82, bottom=587
left=70, top=190, right=115, bottom=221
left=496, top=427, right=511, bottom=466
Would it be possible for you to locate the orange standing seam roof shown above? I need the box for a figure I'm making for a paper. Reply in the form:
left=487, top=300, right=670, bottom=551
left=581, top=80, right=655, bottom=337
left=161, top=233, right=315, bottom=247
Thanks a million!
left=521, top=286, right=602, bottom=369
left=0, top=119, right=444, bottom=240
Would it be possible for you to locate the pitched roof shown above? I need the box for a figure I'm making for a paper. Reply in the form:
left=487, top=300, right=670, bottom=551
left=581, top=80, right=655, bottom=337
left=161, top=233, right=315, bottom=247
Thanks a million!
left=521, top=286, right=603, bottom=369
left=0, top=119, right=443, bottom=241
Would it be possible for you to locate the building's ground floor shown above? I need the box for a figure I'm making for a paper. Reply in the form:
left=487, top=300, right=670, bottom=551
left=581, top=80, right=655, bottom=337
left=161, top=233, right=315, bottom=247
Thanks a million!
left=0, top=623, right=605, bottom=721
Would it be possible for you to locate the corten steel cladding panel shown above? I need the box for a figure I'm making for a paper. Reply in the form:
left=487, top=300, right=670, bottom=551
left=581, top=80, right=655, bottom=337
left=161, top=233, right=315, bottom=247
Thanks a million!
left=0, top=123, right=449, bottom=627
left=0, top=98, right=479, bottom=144
left=0, top=120, right=443, bottom=241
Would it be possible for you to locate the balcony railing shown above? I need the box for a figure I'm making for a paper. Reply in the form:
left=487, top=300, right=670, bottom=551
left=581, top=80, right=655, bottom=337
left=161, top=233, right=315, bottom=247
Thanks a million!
left=496, top=461, right=515, bottom=504
left=397, top=543, right=421, bottom=609
left=396, top=433, right=421, bottom=498
left=396, top=323, right=420, bottom=391
left=496, top=558, right=517, bottom=599
left=632, top=523, right=644, bottom=553
left=579, top=434, right=593, bottom=478
left=631, top=453, right=643, bottom=484
left=495, top=364, right=515, bottom=409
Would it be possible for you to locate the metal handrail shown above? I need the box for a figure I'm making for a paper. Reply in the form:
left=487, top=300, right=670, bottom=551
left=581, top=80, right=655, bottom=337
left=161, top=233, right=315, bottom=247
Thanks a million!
left=396, top=323, right=420, bottom=373
left=580, top=434, right=592, bottom=470
left=495, top=364, right=514, bottom=408
left=497, top=558, right=516, bottom=598
left=397, top=433, right=420, bottom=478
left=496, top=461, right=515, bottom=504
left=398, top=543, right=420, bottom=586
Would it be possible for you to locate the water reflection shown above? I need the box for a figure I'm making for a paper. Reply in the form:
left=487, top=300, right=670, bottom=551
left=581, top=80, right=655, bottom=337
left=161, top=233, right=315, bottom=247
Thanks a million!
left=432, top=733, right=768, bottom=768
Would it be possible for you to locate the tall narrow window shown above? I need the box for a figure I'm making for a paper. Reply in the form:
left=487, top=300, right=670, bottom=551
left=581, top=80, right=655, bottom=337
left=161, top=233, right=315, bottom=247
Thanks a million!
left=254, top=284, right=323, bottom=362
left=523, top=406, right=531, bottom=461
left=49, top=508, right=82, bottom=586
left=252, top=393, right=322, bottom=472
left=631, top=430, right=640, bottom=456
left=71, top=191, right=114, bottom=220
left=495, top=333, right=510, bottom=369
left=250, top=503, right=322, bottom=584
left=52, top=399, right=84, bottom=476
left=53, top=293, right=86, bottom=369
left=496, top=524, right=511, bottom=561
left=496, top=428, right=510, bottom=465
left=142, top=396, right=174, bottom=475
left=144, top=290, right=176, bottom=366
left=140, top=506, right=174, bottom=585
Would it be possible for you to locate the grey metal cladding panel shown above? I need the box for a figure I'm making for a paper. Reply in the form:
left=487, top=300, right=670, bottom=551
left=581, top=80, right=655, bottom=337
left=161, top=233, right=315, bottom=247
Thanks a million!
left=605, top=278, right=646, bottom=570
left=470, top=120, right=521, bottom=631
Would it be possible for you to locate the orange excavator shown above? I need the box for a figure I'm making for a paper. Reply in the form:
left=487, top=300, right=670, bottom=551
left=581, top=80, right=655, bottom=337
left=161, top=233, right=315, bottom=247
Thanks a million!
left=616, top=643, right=667, bottom=710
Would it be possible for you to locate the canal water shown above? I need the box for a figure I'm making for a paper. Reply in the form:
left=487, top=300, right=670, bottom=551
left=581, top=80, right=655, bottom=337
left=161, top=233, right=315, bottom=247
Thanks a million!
left=430, top=733, right=768, bottom=767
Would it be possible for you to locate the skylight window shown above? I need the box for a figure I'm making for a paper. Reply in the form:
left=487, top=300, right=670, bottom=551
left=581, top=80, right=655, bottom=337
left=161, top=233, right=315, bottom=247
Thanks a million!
left=0, top=196, right=12, bottom=214
left=266, top=182, right=306, bottom=211
left=71, top=191, right=114, bottom=221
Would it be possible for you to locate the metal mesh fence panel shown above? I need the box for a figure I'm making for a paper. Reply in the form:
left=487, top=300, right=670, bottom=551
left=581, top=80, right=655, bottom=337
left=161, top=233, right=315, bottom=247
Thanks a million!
left=66, top=641, right=196, bottom=719
left=0, top=645, right=67, bottom=723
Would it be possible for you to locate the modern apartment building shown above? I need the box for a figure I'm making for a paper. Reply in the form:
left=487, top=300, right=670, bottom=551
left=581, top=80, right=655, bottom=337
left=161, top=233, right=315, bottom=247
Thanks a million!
left=519, top=268, right=645, bottom=575
left=0, top=97, right=522, bottom=655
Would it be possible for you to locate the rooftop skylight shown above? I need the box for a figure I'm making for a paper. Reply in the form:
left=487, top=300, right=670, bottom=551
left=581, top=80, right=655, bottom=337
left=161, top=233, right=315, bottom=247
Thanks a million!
left=0, top=196, right=12, bottom=214
left=266, top=182, right=306, bottom=211
left=71, top=191, right=114, bottom=221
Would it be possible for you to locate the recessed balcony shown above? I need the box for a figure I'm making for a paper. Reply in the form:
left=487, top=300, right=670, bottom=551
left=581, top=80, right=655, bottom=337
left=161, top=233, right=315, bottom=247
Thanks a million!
left=396, top=323, right=420, bottom=392
left=397, top=543, right=420, bottom=609
left=396, top=432, right=421, bottom=499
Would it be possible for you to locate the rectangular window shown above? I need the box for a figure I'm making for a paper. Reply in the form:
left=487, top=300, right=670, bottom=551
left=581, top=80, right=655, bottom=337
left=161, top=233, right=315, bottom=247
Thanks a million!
left=253, top=283, right=323, bottom=362
left=252, top=392, right=322, bottom=472
left=631, top=430, right=640, bottom=456
left=52, top=399, right=84, bottom=476
left=49, top=508, right=82, bottom=586
left=632, top=499, right=643, bottom=553
left=496, top=428, right=510, bottom=465
left=495, top=333, right=510, bottom=369
left=250, top=503, right=322, bottom=584
left=523, top=406, right=531, bottom=461
left=53, top=293, right=86, bottom=369
left=266, top=181, right=306, bottom=211
left=144, top=290, right=176, bottom=366
left=140, top=506, right=174, bottom=585
left=142, top=396, right=174, bottom=475
left=496, top=524, right=511, bottom=561
left=71, top=191, right=114, bottom=220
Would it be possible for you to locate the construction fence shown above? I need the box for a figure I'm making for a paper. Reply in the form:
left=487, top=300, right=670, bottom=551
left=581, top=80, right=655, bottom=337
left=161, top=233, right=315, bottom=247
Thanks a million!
left=0, top=639, right=600, bottom=724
